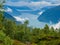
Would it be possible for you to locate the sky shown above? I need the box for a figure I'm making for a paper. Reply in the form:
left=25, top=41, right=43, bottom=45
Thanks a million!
left=4, top=0, right=60, bottom=28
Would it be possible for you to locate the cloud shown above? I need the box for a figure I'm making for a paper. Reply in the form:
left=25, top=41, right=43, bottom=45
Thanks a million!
left=5, top=1, right=28, bottom=6
left=5, top=0, right=60, bottom=28
left=29, top=1, right=60, bottom=10
left=14, top=16, right=29, bottom=22
left=47, top=0, right=60, bottom=4
left=50, top=22, right=60, bottom=29
left=7, top=0, right=20, bottom=2
left=30, top=1, right=52, bottom=6
left=5, top=1, right=60, bottom=10
left=5, top=7, right=12, bottom=12
left=17, top=9, right=33, bottom=11
left=6, top=0, right=60, bottom=3
left=20, top=13, right=38, bottom=20
left=5, top=1, right=60, bottom=6
left=18, top=13, right=46, bottom=28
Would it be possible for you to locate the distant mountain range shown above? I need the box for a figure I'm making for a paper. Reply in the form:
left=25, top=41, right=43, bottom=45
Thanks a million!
left=3, top=5, right=59, bottom=27
left=4, top=12, right=16, bottom=21
left=4, top=12, right=21, bottom=24
left=38, top=5, right=60, bottom=24
left=4, top=5, right=55, bottom=16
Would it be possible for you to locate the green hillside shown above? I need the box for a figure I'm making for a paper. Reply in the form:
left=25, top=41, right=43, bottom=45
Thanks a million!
left=0, top=1, right=60, bottom=45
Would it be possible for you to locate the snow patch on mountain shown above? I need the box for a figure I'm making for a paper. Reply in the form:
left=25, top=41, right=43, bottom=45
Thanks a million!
left=14, top=16, right=29, bottom=22
left=50, top=22, right=60, bottom=29
left=5, top=7, right=12, bottom=12
left=38, top=10, right=45, bottom=15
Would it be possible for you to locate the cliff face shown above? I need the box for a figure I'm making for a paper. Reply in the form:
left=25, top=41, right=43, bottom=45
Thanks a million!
left=38, top=6, right=60, bottom=24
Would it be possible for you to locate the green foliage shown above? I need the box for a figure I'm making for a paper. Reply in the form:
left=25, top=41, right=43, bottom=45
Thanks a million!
left=0, top=30, right=6, bottom=41
left=0, top=1, right=60, bottom=45
left=0, top=31, right=13, bottom=45
left=0, top=13, right=60, bottom=45
left=4, top=36, right=13, bottom=45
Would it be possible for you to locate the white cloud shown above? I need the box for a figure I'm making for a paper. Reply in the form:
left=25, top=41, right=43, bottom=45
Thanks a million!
left=5, top=7, right=12, bottom=12
left=20, top=13, right=38, bottom=20
left=5, top=1, right=60, bottom=10
left=48, top=0, right=60, bottom=4
left=30, top=1, right=52, bottom=6
left=9, top=1, right=60, bottom=6
left=5, top=1, right=28, bottom=6
left=50, top=22, right=60, bottom=29
left=17, top=9, right=34, bottom=11
left=29, top=1, right=60, bottom=10
left=14, top=16, right=29, bottom=22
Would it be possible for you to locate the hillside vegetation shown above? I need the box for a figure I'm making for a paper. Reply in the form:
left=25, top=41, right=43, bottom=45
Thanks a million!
left=0, top=1, right=60, bottom=45
left=0, top=11, right=60, bottom=45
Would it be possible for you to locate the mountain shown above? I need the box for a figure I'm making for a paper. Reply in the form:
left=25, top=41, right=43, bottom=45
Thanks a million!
left=4, top=12, right=16, bottom=21
left=4, top=5, right=32, bottom=16
left=4, top=12, right=21, bottom=24
left=4, top=5, right=54, bottom=16
left=3, top=5, right=56, bottom=27
left=38, top=5, right=60, bottom=24
left=4, top=5, right=32, bottom=10
left=4, top=5, right=21, bottom=16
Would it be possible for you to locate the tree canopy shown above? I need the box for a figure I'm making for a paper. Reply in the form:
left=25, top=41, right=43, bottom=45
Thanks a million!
left=0, top=0, right=60, bottom=45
